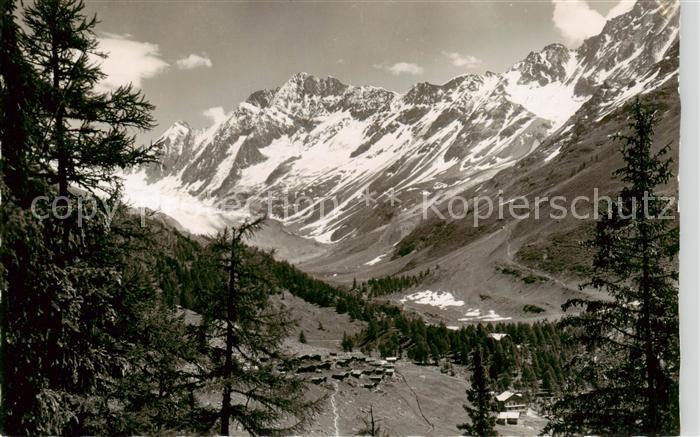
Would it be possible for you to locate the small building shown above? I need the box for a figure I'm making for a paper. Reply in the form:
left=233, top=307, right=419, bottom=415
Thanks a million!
left=332, top=372, right=349, bottom=380
left=351, top=370, right=363, bottom=378
left=495, top=391, right=527, bottom=412
left=536, top=389, right=552, bottom=398
left=369, top=375, right=383, bottom=382
left=384, top=368, right=395, bottom=376
left=385, top=356, right=398, bottom=363
left=311, top=376, right=326, bottom=384
left=488, top=333, right=508, bottom=341
left=496, top=411, right=520, bottom=425
left=295, top=364, right=317, bottom=374
left=363, top=382, right=377, bottom=389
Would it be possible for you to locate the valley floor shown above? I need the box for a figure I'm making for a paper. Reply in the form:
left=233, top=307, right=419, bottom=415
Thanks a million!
left=305, top=359, right=547, bottom=436
left=275, top=291, right=548, bottom=436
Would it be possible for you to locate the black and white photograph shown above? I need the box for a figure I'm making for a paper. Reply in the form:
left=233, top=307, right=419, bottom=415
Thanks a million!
left=0, top=0, right=695, bottom=435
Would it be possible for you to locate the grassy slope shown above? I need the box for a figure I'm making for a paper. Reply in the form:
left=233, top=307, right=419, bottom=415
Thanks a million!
left=295, top=73, right=679, bottom=325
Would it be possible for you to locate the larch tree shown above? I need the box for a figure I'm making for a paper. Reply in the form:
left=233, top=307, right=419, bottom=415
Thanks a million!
left=1, top=1, right=45, bottom=432
left=196, top=218, right=323, bottom=435
left=22, top=0, right=159, bottom=199
left=458, top=346, right=497, bottom=436
left=545, top=99, right=679, bottom=436
left=1, top=0, right=164, bottom=433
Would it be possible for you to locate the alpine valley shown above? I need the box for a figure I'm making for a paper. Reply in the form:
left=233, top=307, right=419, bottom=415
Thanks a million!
left=126, top=0, right=680, bottom=326
left=1, top=0, right=685, bottom=434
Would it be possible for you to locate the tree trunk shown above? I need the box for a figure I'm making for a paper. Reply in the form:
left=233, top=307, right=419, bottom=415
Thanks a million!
left=636, top=128, right=659, bottom=436
left=640, top=220, right=658, bottom=434
left=50, top=32, right=67, bottom=198
left=49, top=17, right=69, bottom=252
left=220, top=233, right=237, bottom=435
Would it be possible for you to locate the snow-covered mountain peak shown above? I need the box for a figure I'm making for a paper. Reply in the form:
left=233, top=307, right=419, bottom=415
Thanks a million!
left=159, top=121, right=192, bottom=154
left=269, top=72, right=349, bottom=117
left=245, top=88, right=279, bottom=109
left=138, top=0, right=679, bottom=241
left=513, top=44, right=573, bottom=86
left=576, top=0, right=678, bottom=86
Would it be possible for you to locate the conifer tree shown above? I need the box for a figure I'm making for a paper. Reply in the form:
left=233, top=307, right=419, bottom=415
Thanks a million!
left=96, top=222, right=216, bottom=435
left=197, top=219, right=322, bottom=435
left=458, top=347, right=497, bottom=436
left=1, top=6, right=41, bottom=429
left=342, top=331, right=354, bottom=352
left=545, top=100, right=679, bottom=435
left=1, top=1, right=163, bottom=433
left=0, top=0, right=41, bottom=205
left=22, top=0, right=159, bottom=199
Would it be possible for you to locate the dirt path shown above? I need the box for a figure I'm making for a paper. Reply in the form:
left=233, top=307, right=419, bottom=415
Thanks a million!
left=502, top=223, right=581, bottom=293
left=330, top=381, right=340, bottom=436
left=396, top=369, right=435, bottom=432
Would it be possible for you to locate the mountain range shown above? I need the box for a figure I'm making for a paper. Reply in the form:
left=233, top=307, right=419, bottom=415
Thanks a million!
left=128, top=0, right=680, bottom=324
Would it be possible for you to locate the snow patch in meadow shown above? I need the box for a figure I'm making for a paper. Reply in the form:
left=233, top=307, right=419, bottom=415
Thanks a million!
left=400, top=290, right=465, bottom=310
left=458, top=308, right=512, bottom=322
left=364, top=253, right=387, bottom=266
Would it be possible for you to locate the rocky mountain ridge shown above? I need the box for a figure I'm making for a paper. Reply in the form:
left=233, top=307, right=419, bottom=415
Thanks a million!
left=138, top=0, right=679, bottom=244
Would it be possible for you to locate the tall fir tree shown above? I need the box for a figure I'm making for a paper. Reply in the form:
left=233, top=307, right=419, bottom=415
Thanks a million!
left=545, top=99, right=679, bottom=435
left=0, top=0, right=42, bottom=205
left=458, top=347, right=497, bottom=436
left=1, top=0, right=38, bottom=418
left=196, top=219, right=322, bottom=435
left=22, top=0, right=159, bottom=199
left=1, top=0, right=164, bottom=433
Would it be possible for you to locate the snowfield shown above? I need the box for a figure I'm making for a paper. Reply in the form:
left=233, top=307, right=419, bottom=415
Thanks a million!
left=399, top=290, right=465, bottom=309
left=122, top=0, right=678, bottom=248
left=458, top=308, right=512, bottom=322
left=120, top=170, right=248, bottom=235
left=364, top=253, right=387, bottom=266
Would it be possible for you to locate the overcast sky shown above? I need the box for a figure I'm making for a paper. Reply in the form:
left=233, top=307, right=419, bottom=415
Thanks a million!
left=82, top=0, right=635, bottom=142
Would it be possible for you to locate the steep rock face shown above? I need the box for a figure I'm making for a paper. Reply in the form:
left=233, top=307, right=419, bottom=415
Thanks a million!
left=140, top=0, right=679, bottom=242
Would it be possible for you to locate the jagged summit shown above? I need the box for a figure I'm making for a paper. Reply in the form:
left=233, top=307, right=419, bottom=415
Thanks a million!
left=142, top=0, right=678, bottom=242
left=245, top=88, right=278, bottom=109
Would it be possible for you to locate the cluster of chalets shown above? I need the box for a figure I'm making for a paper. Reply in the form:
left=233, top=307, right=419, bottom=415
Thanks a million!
left=289, top=353, right=398, bottom=390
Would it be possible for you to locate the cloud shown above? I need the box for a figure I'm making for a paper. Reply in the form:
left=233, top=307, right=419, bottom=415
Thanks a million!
left=606, top=0, right=636, bottom=19
left=551, top=0, right=636, bottom=46
left=176, top=53, right=213, bottom=70
left=442, top=51, right=483, bottom=68
left=96, top=33, right=169, bottom=92
left=374, top=62, right=424, bottom=76
left=202, top=106, right=227, bottom=124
